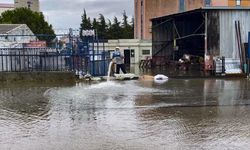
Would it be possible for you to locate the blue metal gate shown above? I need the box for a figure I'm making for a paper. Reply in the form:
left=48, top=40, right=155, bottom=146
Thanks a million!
left=0, top=29, right=110, bottom=77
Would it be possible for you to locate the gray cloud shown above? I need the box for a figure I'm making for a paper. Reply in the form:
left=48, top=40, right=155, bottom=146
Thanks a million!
left=40, top=0, right=134, bottom=30
left=0, top=0, right=133, bottom=30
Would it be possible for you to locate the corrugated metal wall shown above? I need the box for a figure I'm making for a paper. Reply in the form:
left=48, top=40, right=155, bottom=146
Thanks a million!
left=207, top=12, right=220, bottom=55
left=219, top=10, right=250, bottom=58
left=152, top=19, right=174, bottom=58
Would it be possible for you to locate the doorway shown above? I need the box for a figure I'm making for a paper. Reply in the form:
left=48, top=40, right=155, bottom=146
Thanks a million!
left=124, top=49, right=131, bottom=64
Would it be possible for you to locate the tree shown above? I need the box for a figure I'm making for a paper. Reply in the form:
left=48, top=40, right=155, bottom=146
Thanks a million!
left=110, top=17, right=122, bottom=39
left=122, top=11, right=129, bottom=29
left=92, top=18, right=98, bottom=29
left=79, top=10, right=134, bottom=40
left=129, top=17, right=134, bottom=38
left=121, top=10, right=131, bottom=39
left=97, top=14, right=107, bottom=39
left=80, top=9, right=92, bottom=40
left=106, top=19, right=113, bottom=39
left=92, top=18, right=99, bottom=39
left=0, top=8, right=55, bottom=41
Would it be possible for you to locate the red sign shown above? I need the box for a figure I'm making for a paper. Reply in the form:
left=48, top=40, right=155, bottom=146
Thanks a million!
left=24, top=41, right=47, bottom=48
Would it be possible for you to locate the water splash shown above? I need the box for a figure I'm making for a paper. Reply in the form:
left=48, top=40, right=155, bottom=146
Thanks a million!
left=44, top=81, right=172, bottom=101
left=107, top=61, right=113, bottom=81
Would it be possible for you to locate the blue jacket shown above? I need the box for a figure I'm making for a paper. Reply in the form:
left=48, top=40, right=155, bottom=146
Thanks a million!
left=112, top=51, right=124, bottom=64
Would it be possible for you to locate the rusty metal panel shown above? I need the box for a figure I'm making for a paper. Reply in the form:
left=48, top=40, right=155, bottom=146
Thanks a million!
left=219, top=10, right=250, bottom=58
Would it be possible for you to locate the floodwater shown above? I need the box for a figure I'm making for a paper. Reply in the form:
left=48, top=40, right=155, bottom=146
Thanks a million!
left=1, top=79, right=250, bottom=150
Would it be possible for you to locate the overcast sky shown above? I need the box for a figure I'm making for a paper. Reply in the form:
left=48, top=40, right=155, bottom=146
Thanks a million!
left=0, top=0, right=134, bottom=31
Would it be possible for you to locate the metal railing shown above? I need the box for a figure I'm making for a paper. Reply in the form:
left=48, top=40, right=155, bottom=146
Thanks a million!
left=0, top=48, right=109, bottom=76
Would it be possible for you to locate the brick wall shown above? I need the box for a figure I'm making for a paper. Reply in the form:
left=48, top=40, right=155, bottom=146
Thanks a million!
left=134, top=0, right=250, bottom=40
left=228, top=0, right=250, bottom=6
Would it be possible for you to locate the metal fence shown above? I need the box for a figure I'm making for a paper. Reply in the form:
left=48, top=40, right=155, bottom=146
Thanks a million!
left=0, top=48, right=110, bottom=76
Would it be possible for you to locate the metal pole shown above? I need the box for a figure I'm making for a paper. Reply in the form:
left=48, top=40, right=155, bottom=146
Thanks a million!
left=92, top=40, right=95, bottom=76
left=10, top=53, right=13, bottom=71
left=1, top=51, right=3, bottom=71
left=57, top=51, right=59, bottom=71
left=102, top=42, right=106, bottom=75
left=44, top=52, right=47, bottom=71
left=14, top=52, right=17, bottom=72
left=205, top=12, right=208, bottom=55
left=31, top=51, right=33, bottom=72
left=53, top=53, right=55, bottom=71
left=247, top=58, right=250, bottom=76
left=222, top=56, right=225, bottom=74
left=27, top=51, right=29, bottom=71
left=5, top=52, right=8, bottom=72
left=19, top=51, right=21, bottom=71
left=235, top=21, right=243, bottom=69
left=61, top=53, right=63, bottom=71
left=172, top=19, right=175, bottom=61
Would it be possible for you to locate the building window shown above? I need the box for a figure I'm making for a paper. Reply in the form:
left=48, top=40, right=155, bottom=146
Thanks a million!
left=142, top=50, right=150, bottom=55
left=205, top=0, right=211, bottom=6
left=131, top=49, right=135, bottom=57
left=179, top=0, right=185, bottom=12
left=236, top=0, right=241, bottom=6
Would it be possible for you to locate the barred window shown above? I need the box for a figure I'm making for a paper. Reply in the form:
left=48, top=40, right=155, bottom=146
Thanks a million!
left=142, top=50, right=150, bottom=55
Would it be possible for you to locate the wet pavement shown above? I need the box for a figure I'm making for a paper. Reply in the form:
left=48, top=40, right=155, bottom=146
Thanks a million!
left=1, top=78, right=250, bottom=150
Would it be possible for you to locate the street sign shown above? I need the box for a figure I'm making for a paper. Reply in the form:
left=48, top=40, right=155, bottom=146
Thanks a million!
left=82, top=30, right=95, bottom=37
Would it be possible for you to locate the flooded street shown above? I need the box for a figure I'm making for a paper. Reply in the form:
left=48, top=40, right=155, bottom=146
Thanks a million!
left=1, top=79, right=250, bottom=149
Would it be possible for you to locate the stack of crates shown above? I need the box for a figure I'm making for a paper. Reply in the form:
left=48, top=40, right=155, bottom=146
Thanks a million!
left=215, top=57, right=223, bottom=74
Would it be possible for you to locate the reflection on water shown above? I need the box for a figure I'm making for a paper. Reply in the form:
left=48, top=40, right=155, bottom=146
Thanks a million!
left=1, top=79, right=250, bottom=149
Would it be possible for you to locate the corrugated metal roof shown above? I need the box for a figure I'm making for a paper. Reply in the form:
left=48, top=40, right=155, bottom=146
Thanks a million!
left=0, top=24, right=23, bottom=34
left=151, top=7, right=250, bottom=21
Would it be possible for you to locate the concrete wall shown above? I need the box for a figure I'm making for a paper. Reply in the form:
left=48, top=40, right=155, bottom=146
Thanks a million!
left=92, top=39, right=152, bottom=64
left=14, top=0, right=40, bottom=12
left=0, top=72, right=75, bottom=82
left=106, top=39, right=152, bottom=64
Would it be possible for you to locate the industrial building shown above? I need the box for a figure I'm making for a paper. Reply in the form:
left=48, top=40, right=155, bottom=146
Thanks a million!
left=14, top=0, right=40, bottom=12
left=0, top=24, right=35, bottom=48
left=84, top=39, right=152, bottom=64
left=0, top=24, right=37, bottom=71
left=134, top=0, right=250, bottom=40
left=151, top=7, right=250, bottom=74
left=0, top=0, right=39, bottom=15
left=105, top=39, right=152, bottom=64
